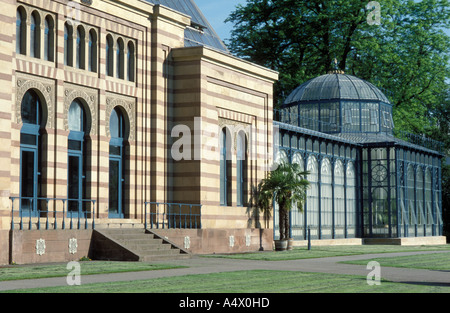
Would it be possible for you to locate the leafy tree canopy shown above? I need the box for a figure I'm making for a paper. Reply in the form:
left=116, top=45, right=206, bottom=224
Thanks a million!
left=225, top=0, right=450, bottom=134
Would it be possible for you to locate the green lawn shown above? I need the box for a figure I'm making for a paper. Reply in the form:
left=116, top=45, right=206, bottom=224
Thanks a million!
left=0, top=261, right=185, bottom=281
left=204, top=245, right=450, bottom=261
left=2, top=245, right=450, bottom=293
left=341, top=252, right=450, bottom=271
left=4, top=270, right=450, bottom=293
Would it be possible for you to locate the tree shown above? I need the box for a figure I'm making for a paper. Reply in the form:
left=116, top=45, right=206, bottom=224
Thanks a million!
left=225, top=0, right=450, bottom=134
left=257, top=163, right=310, bottom=241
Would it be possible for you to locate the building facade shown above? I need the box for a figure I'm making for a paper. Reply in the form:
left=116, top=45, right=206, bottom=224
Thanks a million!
left=275, top=72, right=445, bottom=245
left=0, top=0, right=278, bottom=264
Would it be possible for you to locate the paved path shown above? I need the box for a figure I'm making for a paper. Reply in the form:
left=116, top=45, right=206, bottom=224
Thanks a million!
left=1, top=251, right=449, bottom=291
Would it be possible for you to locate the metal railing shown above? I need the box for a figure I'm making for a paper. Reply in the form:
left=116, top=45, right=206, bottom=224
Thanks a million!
left=10, top=197, right=96, bottom=230
left=144, top=202, right=202, bottom=229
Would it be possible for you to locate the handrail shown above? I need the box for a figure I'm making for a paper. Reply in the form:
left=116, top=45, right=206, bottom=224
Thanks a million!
left=10, top=197, right=96, bottom=230
left=144, top=202, right=202, bottom=229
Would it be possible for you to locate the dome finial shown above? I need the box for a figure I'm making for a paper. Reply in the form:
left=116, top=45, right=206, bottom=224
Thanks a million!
left=328, top=58, right=344, bottom=74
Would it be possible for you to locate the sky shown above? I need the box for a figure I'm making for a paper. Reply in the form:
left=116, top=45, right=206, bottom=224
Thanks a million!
left=194, top=0, right=245, bottom=42
left=194, top=0, right=450, bottom=43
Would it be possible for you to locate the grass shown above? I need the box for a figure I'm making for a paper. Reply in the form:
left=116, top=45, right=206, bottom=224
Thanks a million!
left=0, top=261, right=186, bottom=281
left=2, top=245, right=450, bottom=293
left=4, top=270, right=450, bottom=293
left=341, top=252, right=450, bottom=271
left=204, top=244, right=450, bottom=261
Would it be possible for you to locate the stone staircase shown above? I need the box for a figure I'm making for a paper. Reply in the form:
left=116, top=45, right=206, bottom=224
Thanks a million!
left=92, top=227, right=191, bottom=262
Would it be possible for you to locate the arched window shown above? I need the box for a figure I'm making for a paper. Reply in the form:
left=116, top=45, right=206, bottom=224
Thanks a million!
left=127, top=41, right=135, bottom=82
left=30, top=11, right=40, bottom=58
left=64, top=23, right=73, bottom=66
left=407, top=164, right=416, bottom=235
left=220, top=127, right=232, bottom=206
left=76, top=26, right=85, bottom=69
left=106, top=35, right=114, bottom=76
left=109, top=108, right=126, bottom=218
left=67, top=99, right=87, bottom=216
left=320, top=158, right=332, bottom=236
left=116, top=38, right=124, bottom=79
left=306, top=156, right=319, bottom=239
left=291, top=153, right=305, bottom=238
left=334, top=160, right=345, bottom=235
left=416, top=166, right=425, bottom=236
left=346, top=162, right=357, bottom=236
left=20, top=90, right=42, bottom=215
left=424, top=168, right=433, bottom=234
left=88, top=29, right=97, bottom=72
left=16, top=8, right=26, bottom=55
left=44, top=16, right=54, bottom=61
left=236, top=131, right=247, bottom=207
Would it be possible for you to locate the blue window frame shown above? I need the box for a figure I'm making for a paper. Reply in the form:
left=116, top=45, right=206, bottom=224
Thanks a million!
left=220, top=127, right=231, bottom=206
left=236, top=131, right=247, bottom=207
left=67, top=100, right=86, bottom=217
left=109, top=108, right=125, bottom=218
left=16, top=8, right=26, bottom=55
left=20, top=90, right=41, bottom=216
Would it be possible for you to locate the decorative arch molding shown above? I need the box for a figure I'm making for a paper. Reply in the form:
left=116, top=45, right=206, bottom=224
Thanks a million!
left=218, top=117, right=251, bottom=155
left=15, top=73, right=55, bottom=128
left=105, top=94, right=136, bottom=140
left=64, top=84, right=97, bottom=135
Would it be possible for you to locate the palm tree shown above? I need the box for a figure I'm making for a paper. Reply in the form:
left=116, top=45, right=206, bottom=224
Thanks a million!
left=258, top=162, right=309, bottom=241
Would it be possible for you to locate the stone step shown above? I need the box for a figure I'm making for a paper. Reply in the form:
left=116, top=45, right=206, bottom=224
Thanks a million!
left=93, top=227, right=190, bottom=261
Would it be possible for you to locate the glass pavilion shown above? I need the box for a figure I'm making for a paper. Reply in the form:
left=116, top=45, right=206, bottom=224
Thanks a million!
left=275, top=71, right=444, bottom=240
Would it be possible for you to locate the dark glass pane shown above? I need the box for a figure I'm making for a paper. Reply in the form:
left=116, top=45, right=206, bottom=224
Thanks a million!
left=68, top=139, right=82, bottom=151
left=68, top=100, right=83, bottom=132
left=21, top=150, right=35, bottom=211
left=109, top=160, right=120, bottom=214
left=110, top=109, right=119, bottom=138
left=109, top=145, right=121, bottom=156
left=21, top=91, right=39, bottom=125
left=20, top=133, right=37, bottom=146
left=68, top=155, right=80, bottom=212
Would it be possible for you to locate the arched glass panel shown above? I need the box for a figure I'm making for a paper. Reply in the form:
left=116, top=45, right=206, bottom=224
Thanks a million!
left=220, top=127, right=232, bottom=206
left=20, top=90, right=42, bottom=215
left=320, top=158, right=332, bottom=237
left=116, top=38, right=124, bottom=79
left=127, top=41, right=135, bottom=82
left=16, top=8, right=26, bottom=54
left=406, top=164, right=417, bottom=236
left=76, top=26, right=85, bottom=69
left=68, top=100, right=84, bottom=132
left=30, top=12, right=39, bottom=58
left=416, top=167, right=425, bottom=236
left=67, top=99, right=86, bottom=216
left=44, top=16, right=54, bottom=61
left=425, top=168, right=433, bottom=234
left=236, top=131, right=247, bottom=206
left=88, top=30, right=97, bottom=72
left=109, top=108, right=125, bottom=218
left=306, top=155, right=319, bottom=239
left=64, top=23, right=73, bottom=66
left=290, top=152, right=305, bottom=238
left=334, top=160, right=345, bottom=236
left=346, top=162, right=356, bottom=236
left=106, top=35, right=113, bottom=76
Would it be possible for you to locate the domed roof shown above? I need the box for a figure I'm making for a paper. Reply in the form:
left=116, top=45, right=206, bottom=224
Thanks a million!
left=284, top=72, right=390, bottom=105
